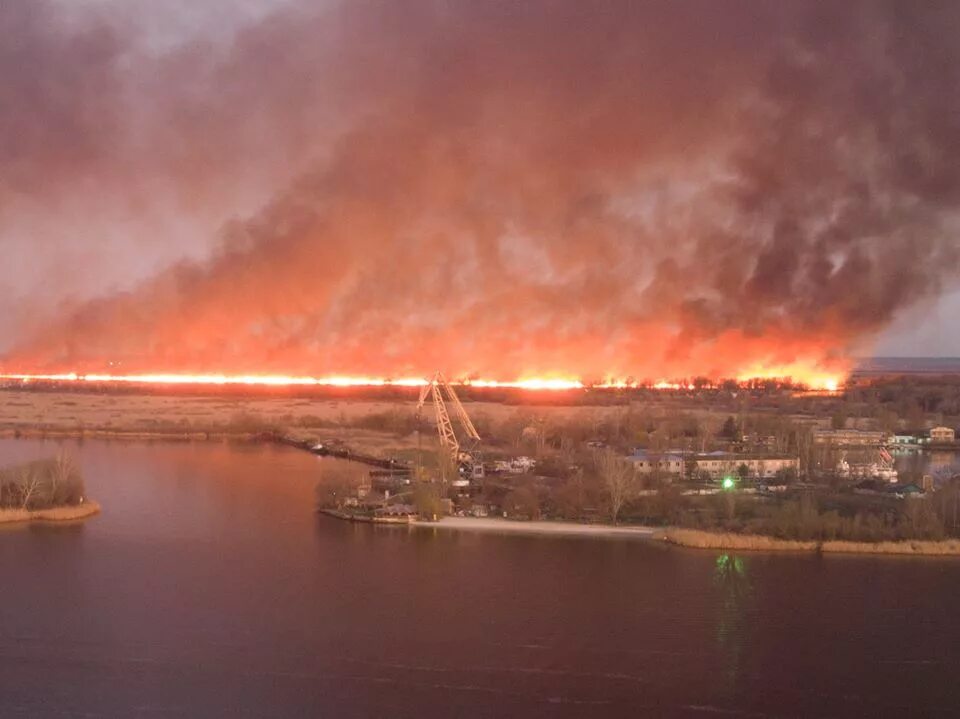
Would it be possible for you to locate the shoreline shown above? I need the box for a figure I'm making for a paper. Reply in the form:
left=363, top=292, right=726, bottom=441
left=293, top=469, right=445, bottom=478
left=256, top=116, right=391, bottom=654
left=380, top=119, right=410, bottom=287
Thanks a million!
left=0, top=500, right=101, bottom=525
left=405, top=518, right=960, bottom=556
left=0, top=427, right=260, bottom=442
left=662, top=528, right=960, bottom=556
left=319, top=508, right=414, bottom=525
left=413, top=516, right=658, bottom=539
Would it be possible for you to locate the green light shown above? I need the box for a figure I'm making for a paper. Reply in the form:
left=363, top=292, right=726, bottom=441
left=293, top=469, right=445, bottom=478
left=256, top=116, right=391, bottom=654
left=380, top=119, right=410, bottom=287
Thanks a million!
left=722, top=477, right=735, bottom=490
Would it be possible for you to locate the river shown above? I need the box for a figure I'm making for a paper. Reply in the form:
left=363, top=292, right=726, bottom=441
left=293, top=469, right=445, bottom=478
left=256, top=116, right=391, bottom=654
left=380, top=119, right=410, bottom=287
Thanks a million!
left=1, top=438, right=959, bottom=717
left=895, top=448, right=960, bottom=481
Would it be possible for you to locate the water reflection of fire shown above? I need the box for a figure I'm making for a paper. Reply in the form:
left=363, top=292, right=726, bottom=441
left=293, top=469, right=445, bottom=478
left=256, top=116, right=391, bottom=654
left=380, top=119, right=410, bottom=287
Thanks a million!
left=714, top=553, right=753, bottom=693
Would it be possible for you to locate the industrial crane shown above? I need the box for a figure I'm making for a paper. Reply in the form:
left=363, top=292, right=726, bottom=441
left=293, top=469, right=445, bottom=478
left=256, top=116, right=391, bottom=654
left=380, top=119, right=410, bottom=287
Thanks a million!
left=417, top=371, right=483, bottom=483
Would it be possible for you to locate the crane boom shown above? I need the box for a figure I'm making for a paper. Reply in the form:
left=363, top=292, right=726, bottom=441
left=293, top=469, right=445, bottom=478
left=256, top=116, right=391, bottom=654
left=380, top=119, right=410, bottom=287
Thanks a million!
left=441, top=379, right=480, bottom=442
left=431, top=377, right=459, bottom=462
left=416, top=371, right=482, bottom=478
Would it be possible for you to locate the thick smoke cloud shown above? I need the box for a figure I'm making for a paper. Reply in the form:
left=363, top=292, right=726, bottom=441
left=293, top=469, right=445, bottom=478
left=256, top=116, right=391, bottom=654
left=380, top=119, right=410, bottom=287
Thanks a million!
left=0, top=2, right=123, bottom=199
left=3, top=0, right=960, bottom=381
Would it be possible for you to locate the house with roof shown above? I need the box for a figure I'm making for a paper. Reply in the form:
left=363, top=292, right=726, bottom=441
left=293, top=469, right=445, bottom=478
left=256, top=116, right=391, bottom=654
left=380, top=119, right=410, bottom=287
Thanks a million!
left=930, top=426, right=956, bottom=444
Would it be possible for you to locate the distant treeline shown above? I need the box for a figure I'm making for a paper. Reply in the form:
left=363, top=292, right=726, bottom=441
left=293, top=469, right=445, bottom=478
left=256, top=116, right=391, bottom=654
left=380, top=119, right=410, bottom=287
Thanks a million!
left=0, top=454, right=85, bottom=511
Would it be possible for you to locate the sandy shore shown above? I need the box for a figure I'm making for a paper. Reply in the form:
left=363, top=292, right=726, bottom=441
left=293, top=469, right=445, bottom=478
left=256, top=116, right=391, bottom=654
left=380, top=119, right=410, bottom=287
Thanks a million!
left=414, top=516, right=658, bottom=539
left=662, top=528, right=960, bottom=556
left=0, top=500, right=101, bottom=525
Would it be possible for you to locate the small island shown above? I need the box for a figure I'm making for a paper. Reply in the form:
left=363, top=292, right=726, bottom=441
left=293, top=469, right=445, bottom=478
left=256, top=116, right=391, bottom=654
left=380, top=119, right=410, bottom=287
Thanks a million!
left=0, top=453, right=99, bottom=524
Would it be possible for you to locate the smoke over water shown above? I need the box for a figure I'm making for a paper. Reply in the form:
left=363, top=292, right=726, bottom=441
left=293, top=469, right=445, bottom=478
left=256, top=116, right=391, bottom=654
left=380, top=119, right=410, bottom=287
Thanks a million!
left=3, top=1, right=959, bottom=384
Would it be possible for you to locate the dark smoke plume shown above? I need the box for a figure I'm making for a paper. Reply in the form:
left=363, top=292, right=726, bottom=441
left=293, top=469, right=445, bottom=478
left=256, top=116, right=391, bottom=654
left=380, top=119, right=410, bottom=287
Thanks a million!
left=3, top=0, right=960, bottom=381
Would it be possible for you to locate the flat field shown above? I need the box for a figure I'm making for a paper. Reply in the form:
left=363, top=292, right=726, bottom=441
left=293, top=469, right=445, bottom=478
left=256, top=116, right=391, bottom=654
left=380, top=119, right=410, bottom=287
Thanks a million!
left=0, top=388, right=644, bottom=456
left=0, top=389, right=633, bottom=427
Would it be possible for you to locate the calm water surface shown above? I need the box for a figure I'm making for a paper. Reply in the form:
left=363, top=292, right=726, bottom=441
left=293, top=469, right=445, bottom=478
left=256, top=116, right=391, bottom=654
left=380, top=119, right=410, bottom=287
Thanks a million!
left=896, top=449, right=960, bottom=480
left=2, top=438, right=959, bottom=718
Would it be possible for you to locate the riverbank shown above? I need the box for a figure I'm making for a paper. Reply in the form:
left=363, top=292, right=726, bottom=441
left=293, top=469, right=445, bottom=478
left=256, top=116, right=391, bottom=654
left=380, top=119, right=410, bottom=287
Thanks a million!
left=0, top=427, right=258, bottom=442
left=662, top=528, right=960, bottom=556
left=409, top=518, right=960, bottom=555
left=414, top=516, right=658, bottom=539
left=0, top=500, right=101, bottom=525
left=319, top=508, right=413, bottom=525
left=324, top=512, right=960, bottom=554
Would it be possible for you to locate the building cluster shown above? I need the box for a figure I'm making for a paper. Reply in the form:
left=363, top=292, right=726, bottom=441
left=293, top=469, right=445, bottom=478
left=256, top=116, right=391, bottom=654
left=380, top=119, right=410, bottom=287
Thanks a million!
left=892, top=427, right=956, bottom=446
left=628, top=450, right=798, bottom=480
left=815, top=426, right=957, bottom=447
left=813, top=429, right=888, bottom=446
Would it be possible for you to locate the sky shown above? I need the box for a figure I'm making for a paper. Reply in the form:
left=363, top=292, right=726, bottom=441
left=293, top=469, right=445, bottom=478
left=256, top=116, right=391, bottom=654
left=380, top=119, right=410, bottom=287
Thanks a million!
left=874, top=289, right=960, bottom=357
left=1, top=0, right=958, bottom=382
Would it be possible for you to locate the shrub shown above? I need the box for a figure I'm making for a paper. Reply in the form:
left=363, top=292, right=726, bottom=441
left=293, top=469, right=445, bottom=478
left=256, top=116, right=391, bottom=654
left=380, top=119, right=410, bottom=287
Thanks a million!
left=0, top=453, right=85, bottom=510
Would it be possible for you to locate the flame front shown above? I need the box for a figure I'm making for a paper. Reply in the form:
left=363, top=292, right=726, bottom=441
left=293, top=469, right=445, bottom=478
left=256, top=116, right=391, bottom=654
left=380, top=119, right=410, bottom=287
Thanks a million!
left=734, top=363, right=847, bottom=392
left=0, top=368, right=845, bottom=391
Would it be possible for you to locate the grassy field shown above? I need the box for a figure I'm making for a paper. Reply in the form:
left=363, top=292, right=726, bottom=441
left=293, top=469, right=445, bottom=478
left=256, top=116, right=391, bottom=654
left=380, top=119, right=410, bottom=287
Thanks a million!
left=0, top=389, right=408, bottom=430
left=0, top=388, right=645, bottom=457
left=0, top=389, right=651, bottom=426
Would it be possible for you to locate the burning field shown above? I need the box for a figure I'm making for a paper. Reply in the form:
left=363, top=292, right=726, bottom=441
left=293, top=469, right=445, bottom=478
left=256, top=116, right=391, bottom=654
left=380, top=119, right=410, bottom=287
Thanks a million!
left=1, top=1, right=959, bottom=385
left=0, top=372, right=840, bottom=393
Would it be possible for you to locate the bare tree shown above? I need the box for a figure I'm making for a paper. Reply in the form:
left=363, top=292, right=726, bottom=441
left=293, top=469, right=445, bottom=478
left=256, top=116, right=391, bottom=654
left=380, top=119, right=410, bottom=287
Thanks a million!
left=533, top=416, right=548, bottom=456
left=413, top=482, right=444, bottom=520
left=16, top=466, right=44, bottom=510
left=596, top=448, right=636, bottom=525
left=796, top=427, right=815, bottom=478
left=49, top=451, right=72, bottom=505
left=51, top=451, right=85, bottom=505
left=504, top=483, right=541, bottom=520
left=315, top=463, right=365, bottom=509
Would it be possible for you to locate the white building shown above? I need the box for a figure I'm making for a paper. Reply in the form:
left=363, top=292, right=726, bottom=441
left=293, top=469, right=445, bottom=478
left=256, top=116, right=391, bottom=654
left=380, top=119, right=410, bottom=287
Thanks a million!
left=689, top=453, right=798, bottom=480
left=628, top=452, right=685, bottom=475
left=628, top=451, right=798, bottom=480
left=930, top=426, right=956, bottom=443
